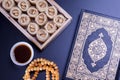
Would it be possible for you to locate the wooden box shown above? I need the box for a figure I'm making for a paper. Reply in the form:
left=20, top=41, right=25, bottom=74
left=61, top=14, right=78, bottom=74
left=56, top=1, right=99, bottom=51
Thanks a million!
left=0, top=0, right=72, bottom=50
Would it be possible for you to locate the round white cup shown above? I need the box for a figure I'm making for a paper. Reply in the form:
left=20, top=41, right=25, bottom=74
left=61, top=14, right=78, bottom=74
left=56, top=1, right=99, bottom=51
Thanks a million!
left=10, top=42, right=34, bottom=66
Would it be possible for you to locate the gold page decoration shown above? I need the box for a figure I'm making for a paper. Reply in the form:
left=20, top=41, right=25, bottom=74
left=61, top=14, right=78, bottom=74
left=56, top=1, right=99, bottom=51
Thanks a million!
left=66, top=10, right=120, bottom=80
left=23, top=58, right=59, bottom=80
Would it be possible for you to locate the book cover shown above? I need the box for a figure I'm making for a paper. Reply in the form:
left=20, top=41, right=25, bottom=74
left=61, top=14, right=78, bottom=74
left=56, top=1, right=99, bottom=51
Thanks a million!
left=65, top=10, right=120, bottom=80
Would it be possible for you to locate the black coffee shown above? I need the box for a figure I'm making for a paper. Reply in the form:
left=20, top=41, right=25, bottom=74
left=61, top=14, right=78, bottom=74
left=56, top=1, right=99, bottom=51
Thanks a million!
left=14, top=45, right=31, bottom=63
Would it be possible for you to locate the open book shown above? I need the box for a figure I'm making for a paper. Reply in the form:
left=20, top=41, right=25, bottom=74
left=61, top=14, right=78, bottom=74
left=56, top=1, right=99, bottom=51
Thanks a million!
left=65, top=10, right=120, bottom=80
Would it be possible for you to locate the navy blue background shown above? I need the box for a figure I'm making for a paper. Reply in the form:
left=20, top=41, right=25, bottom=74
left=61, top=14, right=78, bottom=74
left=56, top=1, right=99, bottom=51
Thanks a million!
left=0, top=0, right=119, bottom=80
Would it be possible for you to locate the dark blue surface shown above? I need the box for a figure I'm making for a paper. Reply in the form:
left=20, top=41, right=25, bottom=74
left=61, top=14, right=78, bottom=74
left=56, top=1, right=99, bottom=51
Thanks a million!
left=0, top=0, right=120, bottom=80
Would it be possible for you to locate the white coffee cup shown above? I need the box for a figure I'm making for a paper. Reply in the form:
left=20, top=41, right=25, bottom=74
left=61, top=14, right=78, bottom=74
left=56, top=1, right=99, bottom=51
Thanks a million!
left=10, top=42, right=34, bottom=66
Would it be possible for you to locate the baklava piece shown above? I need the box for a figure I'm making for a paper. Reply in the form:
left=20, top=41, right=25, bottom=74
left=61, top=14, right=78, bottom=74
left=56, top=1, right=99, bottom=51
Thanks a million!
left=35, top=13, right=47, bottom=26
left=10, top=7, right=22, bottom=19
left=27, top=22, right=39, bottom=35
left=36, top=0, right=48, bottom=12
left=36, top=29, right=49, bottom=42
left=27, top=7, right=39, bottom=18
left=53, top=14, right=66, bottom=27
left=2, top=0, right=15, bottom=11
left=18, top=14, right=31, bottom=27
left=44, top=21, right=57, bottom=34
left=18, top=0, right=30, bottom=12
left=46, top=6, right=58, bottom=19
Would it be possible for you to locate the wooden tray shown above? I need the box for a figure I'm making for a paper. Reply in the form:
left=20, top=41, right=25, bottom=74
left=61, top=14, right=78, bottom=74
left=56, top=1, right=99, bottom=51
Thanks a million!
left=0, top=0, right=72, bottom=50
